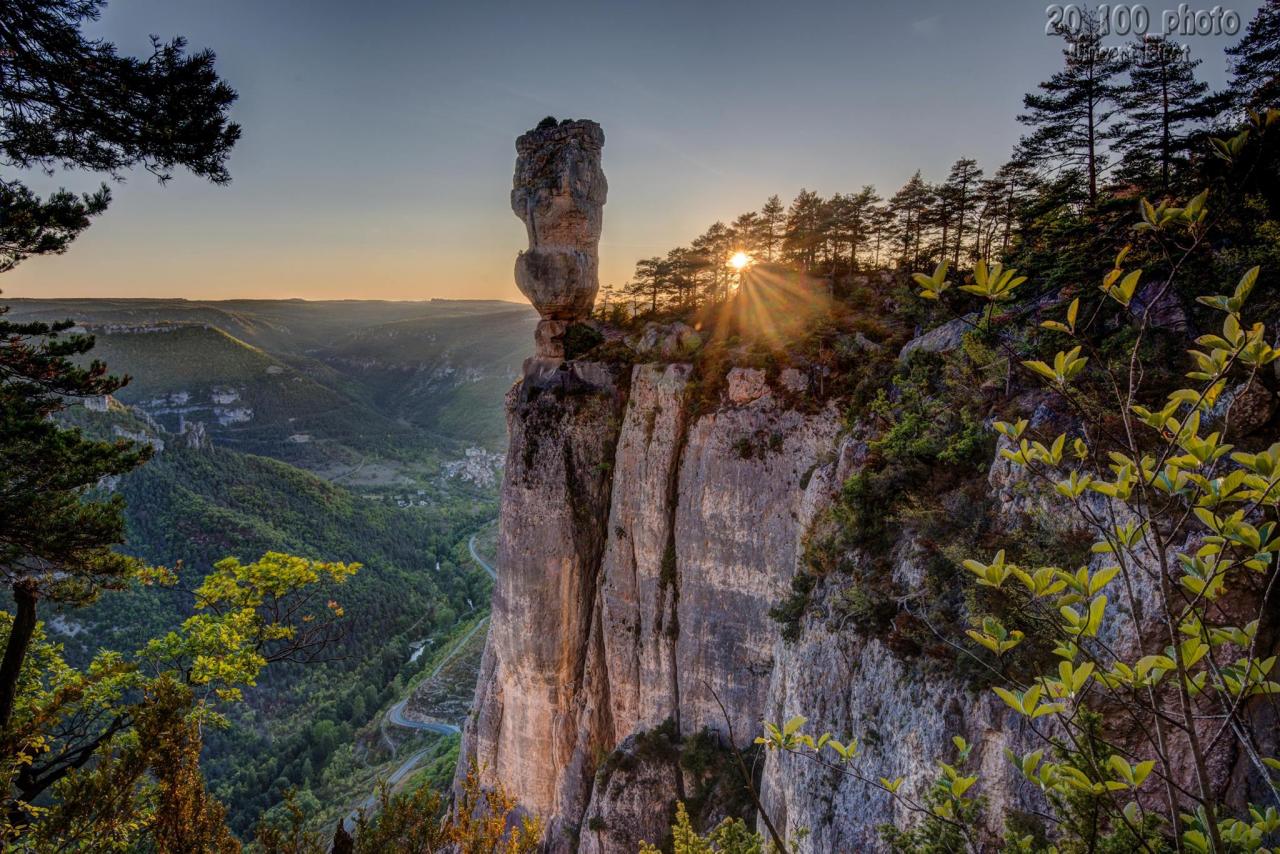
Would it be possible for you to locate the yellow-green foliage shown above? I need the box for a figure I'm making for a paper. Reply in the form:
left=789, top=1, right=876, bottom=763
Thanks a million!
left=256, top=765, right=540, bottom=854
left=141, top=552, right=359, bottom=705
left=758, top=184, right=1280, bottom=852
left=1, top=551, right=361, bottom=848
left=640, top=802, right=767, bottom=854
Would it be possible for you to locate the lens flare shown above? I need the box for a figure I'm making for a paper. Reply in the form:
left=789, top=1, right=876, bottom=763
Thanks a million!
left=728, top=251, right=752, bottom=270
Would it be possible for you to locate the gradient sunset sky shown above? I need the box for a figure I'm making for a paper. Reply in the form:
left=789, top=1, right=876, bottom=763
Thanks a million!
left=5, top=0, right=1257, bottom=302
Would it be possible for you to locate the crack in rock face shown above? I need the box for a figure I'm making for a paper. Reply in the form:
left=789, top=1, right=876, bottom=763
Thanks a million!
left=511, top=119, right=608, bottom=358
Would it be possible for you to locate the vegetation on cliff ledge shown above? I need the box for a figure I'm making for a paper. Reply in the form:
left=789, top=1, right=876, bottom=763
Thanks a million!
left=645, top=5, right=1280, bottom=852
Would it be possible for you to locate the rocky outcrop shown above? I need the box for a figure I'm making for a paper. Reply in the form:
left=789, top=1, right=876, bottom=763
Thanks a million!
left=459, top=343, right=1276, bottom=851
left=629, top=322, right=701, bottom=359
left=760, top=601, right=1035, bottom=851
left=459, top=360, right=842, bottom=851
left=1130, top=280, right=1189, bottom=332
left=512, top=119, right=608, bottom=359
left=578, top=733, right=682, bottom=854
left=898, top=315, right=974, bottom=359
left=459, top=359, right=628, bottom=837
left=179, top=419, right=210, bottom=450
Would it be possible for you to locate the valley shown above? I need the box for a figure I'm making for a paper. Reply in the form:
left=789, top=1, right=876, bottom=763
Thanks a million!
left=8, top=298, right=536, bottom=479
left=16, top=298, right=533, bottom=838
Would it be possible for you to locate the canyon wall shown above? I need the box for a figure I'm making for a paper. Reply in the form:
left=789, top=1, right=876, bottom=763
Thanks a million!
left=457, top=358, right=1038, bottom=851
left=459, top=360, right=831, bottom=848
left=456, top=352, right=1276, bottom=852
left=455, top=118, right=1274, bottom=853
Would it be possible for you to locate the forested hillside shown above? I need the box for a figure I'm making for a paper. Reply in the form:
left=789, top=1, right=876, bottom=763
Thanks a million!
left=3, top=292, right=533, bottom=845
left=50, top=359, right=502, bottom=835
left=4, top=296, right=535, bottom=839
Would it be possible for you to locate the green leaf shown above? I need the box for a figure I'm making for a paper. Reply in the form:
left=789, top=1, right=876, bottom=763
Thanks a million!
left=880, top=776, right=903, bottom=793
left=950, top=775, right=978, bottom=797
left=1085, top=595, right=1107, bottom=637
left=992, top=686, right=1023, bottom=712
left=782, top=714, right=807, bottom=737
left=1114, top=270, right=1142, bottom=306
left=1235, top=266, right=1260, bottom=303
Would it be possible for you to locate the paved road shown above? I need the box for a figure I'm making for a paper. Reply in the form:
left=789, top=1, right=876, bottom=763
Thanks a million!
left=342, top=746, right=431, bottom=834
left=380, top=616, right=488, bottom=748
left=387, top=698, right=460, bottom=735
left=341, top=535, right=496, bottom=840
left=468, top=533, right=497, bottom=580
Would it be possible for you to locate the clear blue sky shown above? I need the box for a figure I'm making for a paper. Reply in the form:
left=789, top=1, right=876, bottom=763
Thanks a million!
left=5, top=0, right=1258, bottom=301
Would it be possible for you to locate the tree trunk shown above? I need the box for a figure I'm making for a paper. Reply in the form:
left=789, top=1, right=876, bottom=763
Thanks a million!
left=0, top=581, right=39, bottom=730
left=1087, top=87, right=1098, bottom=205
left=1161, top=59, right=1171, bottom=191
left=939, top=204, right=949, bottom=265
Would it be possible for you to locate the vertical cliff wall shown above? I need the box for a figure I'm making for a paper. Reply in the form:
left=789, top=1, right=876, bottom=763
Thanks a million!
left=459, top=360, right=857, bottom=850
left=464, top=119, right=857, bottom=847
left=459, top=346, right=1025, bottom=852
left=457, top=356, right=1275, bottom=852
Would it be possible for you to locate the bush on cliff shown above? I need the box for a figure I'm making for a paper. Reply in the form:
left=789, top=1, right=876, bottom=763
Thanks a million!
left=761, top=143, right=1280, bottom=850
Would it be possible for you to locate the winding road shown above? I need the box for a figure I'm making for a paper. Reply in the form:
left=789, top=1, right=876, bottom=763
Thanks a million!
left=377, top=532, right=496, bottom=747
left=468, top=532, right=498, bottom=580
left=342, top=746, right=431, bottom=833
left=383, top=614, right=491, bottom=739
left=344, top=616, right=490, bottom=834
left=341, top=533, right=498, bottom=835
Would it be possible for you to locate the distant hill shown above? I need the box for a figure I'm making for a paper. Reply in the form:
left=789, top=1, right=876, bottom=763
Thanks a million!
left=317, top=305, right=536, bottom=447
left=8, top=298, right=537, bottom=480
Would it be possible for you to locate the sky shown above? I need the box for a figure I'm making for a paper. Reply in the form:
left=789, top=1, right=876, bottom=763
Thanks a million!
left=5, top=0, right=1260, bottom=302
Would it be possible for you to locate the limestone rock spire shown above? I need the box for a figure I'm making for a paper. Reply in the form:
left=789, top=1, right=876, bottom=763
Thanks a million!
left=511, top=117, right=607, bottom=359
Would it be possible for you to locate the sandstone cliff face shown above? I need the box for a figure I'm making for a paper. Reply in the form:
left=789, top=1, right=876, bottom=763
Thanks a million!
left=458, top=357, right=1275, bottom=852
left=460, top=362, right=841, bottom=851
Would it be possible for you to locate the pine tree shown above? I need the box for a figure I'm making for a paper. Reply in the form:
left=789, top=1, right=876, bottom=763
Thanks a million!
left=782, top=190, right=825, bottom=271
left=692, top=221, right=733, bottom=302
left=0, top=312, right=152, bottom=729
left=824, top=193, right=854, bottom=273
left=1227, top=0, right=1280, bottom=110
left=975, top=161, right=1034, bottom=260
left=889, top=173, right=933, bottom=269
left=630, top=257, right=672, bottom=313
left=1119, top=36, right=1220, bottom=190
left=730, top=211, right=762, bottom=259
left=0, top=0, right=240, bottom=273
left=822, top=188, right=878, bottom=272
left=868, top=196, right=895, bottom=268
left=665, top=247, right=703, bottom=307
left=942, top=158, right=983, bottom=268
left=758, top=195, right=786, bottom=262
left=929, top=180, right=953, bottom=265
left=848, top=186, right=881, bottom=269
left=1018, top=10, right=1129, bottom=205
left=0, top=0, right=238, bottom=733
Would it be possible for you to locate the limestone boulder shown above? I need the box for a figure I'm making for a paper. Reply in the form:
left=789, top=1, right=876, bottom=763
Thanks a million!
left=511, top=119, right=608, bottom=357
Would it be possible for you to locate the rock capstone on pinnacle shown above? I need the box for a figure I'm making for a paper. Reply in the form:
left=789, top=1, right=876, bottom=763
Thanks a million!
left=511, top=118, right=607, bottom=359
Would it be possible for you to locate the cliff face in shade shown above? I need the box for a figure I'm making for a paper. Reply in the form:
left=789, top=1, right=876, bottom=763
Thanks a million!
left=458, top=360, right=845, bottom=850
left=456, top=348, right=1277, bottom=852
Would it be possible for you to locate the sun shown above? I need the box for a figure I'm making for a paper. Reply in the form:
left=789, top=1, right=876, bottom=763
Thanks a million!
left=728, top=251, right=753, bottom=271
